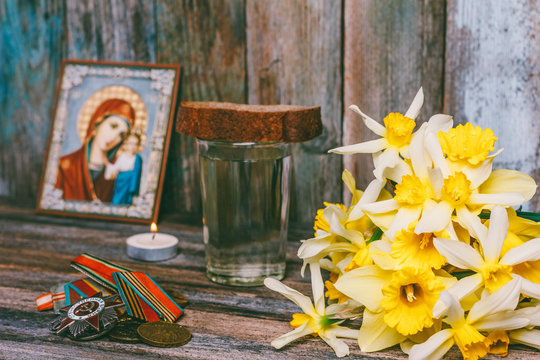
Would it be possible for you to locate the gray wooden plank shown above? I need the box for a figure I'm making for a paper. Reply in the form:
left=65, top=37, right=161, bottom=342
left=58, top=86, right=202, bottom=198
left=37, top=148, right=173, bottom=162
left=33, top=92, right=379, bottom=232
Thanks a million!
left=342, top=0, right=446, bottom=196
left=0, top=1, right=65, bottom=199
left=246, top=0, right=344, bottom=223
left=155, top=0, right=247, bottom=217
left=445, top=0, right=540, bottom=211
left=65, top=0, right=155, bottom=61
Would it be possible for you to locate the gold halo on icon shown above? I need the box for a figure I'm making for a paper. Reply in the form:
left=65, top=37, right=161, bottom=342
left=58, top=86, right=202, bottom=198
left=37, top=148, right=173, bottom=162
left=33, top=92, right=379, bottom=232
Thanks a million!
left=77, top=86, right=148, bottom=148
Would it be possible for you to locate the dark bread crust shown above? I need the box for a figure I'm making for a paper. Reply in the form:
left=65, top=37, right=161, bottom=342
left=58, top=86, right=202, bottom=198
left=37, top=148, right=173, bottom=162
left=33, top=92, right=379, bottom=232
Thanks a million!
left=177, top=101, right=322, bottom=142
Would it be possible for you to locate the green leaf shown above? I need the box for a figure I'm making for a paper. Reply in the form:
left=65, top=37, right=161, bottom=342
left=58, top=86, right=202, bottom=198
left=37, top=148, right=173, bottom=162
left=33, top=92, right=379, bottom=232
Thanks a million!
left=367, top=227, right=383, bottom=244
left=516, top=211, right=540, bottom=222
left=453, top=270, right=476, bottom=280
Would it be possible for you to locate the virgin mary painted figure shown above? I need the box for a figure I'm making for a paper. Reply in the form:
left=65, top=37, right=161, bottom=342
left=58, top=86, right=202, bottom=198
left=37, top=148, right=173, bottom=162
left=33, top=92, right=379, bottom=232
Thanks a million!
left=55, top=99, right=137, bottom=202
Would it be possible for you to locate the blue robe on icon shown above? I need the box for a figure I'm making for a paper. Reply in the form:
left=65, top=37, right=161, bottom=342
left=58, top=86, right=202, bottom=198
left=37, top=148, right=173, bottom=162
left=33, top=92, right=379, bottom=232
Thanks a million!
left=112, top=154, right=142, bottom=205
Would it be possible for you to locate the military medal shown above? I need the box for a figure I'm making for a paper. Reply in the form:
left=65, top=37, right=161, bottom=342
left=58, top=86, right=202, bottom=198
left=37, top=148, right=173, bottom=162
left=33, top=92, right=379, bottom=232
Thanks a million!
left=51, top=293, right=124, bottom=340
left=137, top=322, right=191, bottom=347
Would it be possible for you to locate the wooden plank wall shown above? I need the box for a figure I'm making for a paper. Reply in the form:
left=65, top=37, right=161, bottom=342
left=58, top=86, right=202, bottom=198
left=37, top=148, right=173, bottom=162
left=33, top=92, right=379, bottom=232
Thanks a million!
left=1, top=0, right=539, bottom=225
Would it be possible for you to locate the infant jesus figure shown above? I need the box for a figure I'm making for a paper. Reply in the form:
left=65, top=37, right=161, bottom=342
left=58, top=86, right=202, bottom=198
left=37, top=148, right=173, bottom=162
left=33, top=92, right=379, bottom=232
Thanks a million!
left=104, top=132, right=143, bottom=205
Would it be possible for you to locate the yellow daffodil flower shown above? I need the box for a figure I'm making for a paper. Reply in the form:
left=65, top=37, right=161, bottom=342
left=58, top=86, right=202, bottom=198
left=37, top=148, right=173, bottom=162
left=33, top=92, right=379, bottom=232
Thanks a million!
left=334, top=264, right=448, bottom=351
left=264, top=263, right=358, bottom=357
left=438, top=123, right=498, bottom=167
left=391, top=222, right=448, bottom=270
left=432, top=207, right=540, bottom=319
left=329, top=88, right=424, bottom=183
left=410, top=278, right=529, bottom=360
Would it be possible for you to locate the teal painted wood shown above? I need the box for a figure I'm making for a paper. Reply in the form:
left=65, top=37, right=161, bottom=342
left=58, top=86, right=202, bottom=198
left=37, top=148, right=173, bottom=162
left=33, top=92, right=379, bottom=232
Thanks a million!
left=342, top=0, right=446, bottom=195
left=65, top=0, right=156, bottom=62
left=445, top=0, right=540, bottom=211
left=155, top=0, right=246, bottom=218
left=246, top=0, right=343, bottom=224
left=0, top=0, right=65, bottom=198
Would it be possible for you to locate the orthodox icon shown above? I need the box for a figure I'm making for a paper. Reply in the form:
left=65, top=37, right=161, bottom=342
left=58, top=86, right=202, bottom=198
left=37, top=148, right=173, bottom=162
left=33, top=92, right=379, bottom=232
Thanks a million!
left=37, top=60, right=181, bottom=223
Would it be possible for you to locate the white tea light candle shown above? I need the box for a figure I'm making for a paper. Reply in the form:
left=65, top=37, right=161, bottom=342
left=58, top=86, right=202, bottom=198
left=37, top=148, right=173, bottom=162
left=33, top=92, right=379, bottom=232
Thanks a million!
left=126, top=223, right=178, bottom=262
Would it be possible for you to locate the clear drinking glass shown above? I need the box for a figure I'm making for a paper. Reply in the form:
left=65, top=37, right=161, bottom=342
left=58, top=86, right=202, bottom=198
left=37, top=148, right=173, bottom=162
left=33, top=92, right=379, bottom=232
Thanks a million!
left=197, top=139, right=291, bottom=286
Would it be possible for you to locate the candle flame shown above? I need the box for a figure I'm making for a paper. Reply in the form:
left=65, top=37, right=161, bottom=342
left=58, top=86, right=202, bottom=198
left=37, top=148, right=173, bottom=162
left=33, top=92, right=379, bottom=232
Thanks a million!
left=150, top=222, right=158, bottom=233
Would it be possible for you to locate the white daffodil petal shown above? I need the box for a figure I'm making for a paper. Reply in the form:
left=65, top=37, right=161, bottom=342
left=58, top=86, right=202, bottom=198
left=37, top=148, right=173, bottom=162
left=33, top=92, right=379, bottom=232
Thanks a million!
left=432, top=273, right=483, bottom=318
left=426, top=114, right=453, bottom=133
left=475, top=311, right=529, bottom=331
left=372, top=148, right=401, bottom=180
left=509, top=329, right=540, bottom=351
left=468, top=278, right=521, bottom=323
left=515, top=305, right=540, bottom=326
left=501, top=238, right=540, bottom=266
left=358, top=309, right=406, bottom=352
left=469, top=193, right=525, bottom=207
left=456, top=207, right=488, bottom=244
left=328, top=212, right=364, bottom=246
left=326, top=326, right=359, bottom=339
left=428, top=168, right=444, bottom=197
left=409, top=329, right=454, bottom=360
left=480, top=169, right=537, bottom=201
left=425, top=132, right=450, bottom=177
left=381, top=158, right=413, bottom=184
left=404, top=87, right=424, bottom=119
left=434, top=238, right=483, bottom=270
left=334, top=265, right=389, bottom=312
left=319, top=332, right=350, bottom=358
left=270, top=321, right=313, bottom=349
left=409, top=126, right=429, bottom=179
left=329, top=138, right=387, bottom=154
left=483, top=206, right=509, bottom=263
left=349, top=179, right=385, bottom=220
left=517, top=275, right=540, bottom=299
left=324, top=205, right=348, bottom=223
left=297, top=235, right=333, bottom=259
left=264, top=278, right=315, bottom=315
left=360, top=199, right=399, bottom=214
left=386, top=206, right=422, bottom=241
left=349, top=104, right=386, bottom=137
left=462, top=159, right=493, bottom=189
left=415, top=201, right=453, bottom=235
left=309, top=262, right=325, bottom=315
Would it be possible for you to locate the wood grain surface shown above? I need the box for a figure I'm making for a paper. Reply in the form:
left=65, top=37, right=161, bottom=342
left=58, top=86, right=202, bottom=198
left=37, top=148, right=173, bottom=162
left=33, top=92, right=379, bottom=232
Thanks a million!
left=155, top=0, right=247, bottom=218
left=445, top=0, right=540, bottom=211
left=342, top=0, right=446, bottom=198
left=1, top=201, right=540, bottom=359
left=1, top=1, right=539, bottom=228
left=246, top=0, right=343, bottom=223
left=0, top=0, right=65, bottom=199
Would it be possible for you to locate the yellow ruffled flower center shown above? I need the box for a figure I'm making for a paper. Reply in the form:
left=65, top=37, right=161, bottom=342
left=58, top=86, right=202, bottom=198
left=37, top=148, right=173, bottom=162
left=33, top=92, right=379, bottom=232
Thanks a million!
left=394, top=175, right=434, bottom=206
left=438, top=122, right=497, bottom=166
left=383, top=112, right=416, bottom=148
left=440, top=172, right=472, bottom=207
left=392, top=227, right=447, bottom=270
left=313, top=202, right=347, bottom=235
left=453, top=321, right=488, bottom=360
left=485, top=331, right=509, bottom=356
left=380, top=267, right=444, bottom=336
left=480, top=262, right=513, bottom=293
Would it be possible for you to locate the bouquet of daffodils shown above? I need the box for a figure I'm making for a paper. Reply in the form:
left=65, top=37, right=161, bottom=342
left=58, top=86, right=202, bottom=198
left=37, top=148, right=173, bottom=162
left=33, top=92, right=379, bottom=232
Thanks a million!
left=264, top=88, right=540, bottom=359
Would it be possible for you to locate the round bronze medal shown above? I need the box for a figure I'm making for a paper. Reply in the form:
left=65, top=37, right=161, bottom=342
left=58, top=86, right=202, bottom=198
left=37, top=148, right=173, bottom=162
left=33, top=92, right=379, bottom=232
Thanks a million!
left=137, top=322, right=191, bottom=347
left=108, top=318, right=144, bottom=343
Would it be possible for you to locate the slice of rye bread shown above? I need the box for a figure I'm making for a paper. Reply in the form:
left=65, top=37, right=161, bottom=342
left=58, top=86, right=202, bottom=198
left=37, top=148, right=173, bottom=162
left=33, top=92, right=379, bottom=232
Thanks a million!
left=177, top=101, right=322, bottom=142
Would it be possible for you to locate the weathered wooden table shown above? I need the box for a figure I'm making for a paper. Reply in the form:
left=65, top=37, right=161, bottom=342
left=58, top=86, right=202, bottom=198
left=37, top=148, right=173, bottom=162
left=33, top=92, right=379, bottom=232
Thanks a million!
left=0, top=200, right=538, bottom=359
